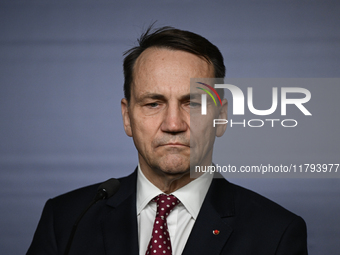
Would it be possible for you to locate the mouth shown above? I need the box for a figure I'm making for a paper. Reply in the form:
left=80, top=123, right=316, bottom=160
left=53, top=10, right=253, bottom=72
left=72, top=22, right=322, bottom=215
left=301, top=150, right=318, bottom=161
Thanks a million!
left=159, top=143, right=190, bottom=147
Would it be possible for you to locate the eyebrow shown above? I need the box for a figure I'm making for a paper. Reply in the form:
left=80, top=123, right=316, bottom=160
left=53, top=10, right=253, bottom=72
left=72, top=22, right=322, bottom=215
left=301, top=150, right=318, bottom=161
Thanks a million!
left=137, top=93, right=166, bottom=102
left=189, top=93, right=202, bottom=100
left=136, top=93, right=195, bottom=102
left=180, top=94, right=191, bottom=101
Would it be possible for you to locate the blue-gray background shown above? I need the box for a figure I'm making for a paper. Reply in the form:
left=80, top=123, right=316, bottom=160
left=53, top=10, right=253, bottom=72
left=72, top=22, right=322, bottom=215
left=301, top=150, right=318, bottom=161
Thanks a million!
left=1, top=0, right=339, bottom=254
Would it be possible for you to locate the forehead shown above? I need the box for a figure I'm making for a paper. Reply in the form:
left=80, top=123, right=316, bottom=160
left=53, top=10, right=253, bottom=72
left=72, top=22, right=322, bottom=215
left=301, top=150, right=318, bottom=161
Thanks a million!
left=132, top=48, right=214, bottom=97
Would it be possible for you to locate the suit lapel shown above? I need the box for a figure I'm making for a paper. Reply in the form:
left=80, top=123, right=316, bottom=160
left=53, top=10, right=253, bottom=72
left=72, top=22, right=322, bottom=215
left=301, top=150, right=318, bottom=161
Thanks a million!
left=100, top=170, right=139, bottom=255
left=182, top=177, right=235, bottom=255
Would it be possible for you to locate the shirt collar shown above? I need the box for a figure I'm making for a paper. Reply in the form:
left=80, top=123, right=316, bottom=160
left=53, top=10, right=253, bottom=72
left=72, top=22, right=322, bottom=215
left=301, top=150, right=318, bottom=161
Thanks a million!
left=136, top=164, right=162, bottom=215
left=136, top=163, right=213, bottom=220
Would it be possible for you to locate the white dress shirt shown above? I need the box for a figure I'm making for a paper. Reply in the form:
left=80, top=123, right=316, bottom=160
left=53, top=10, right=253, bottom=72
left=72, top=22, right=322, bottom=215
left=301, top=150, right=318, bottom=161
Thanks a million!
left=137, top=164, right=213, bottom=255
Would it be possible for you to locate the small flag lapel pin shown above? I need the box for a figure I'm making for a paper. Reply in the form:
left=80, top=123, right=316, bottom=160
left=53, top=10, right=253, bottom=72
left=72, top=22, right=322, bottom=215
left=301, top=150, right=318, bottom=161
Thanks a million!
left=213, top=229, right=220, bottom=235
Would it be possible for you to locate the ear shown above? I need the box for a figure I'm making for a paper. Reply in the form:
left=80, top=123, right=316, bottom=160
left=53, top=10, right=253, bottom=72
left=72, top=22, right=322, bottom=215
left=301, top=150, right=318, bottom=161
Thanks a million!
left=216, top=99, right=228, bottom=137
left=121, top=98, right=133, bottom=137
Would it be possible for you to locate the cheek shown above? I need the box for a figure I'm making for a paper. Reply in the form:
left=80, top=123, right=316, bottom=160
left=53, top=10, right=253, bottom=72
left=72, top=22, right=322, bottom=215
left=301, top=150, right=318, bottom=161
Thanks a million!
left=191, top=115, right=215, bottom=133
left=131, top=114, right=159, bottom=140
left=190, top=116, right=216, bottom=146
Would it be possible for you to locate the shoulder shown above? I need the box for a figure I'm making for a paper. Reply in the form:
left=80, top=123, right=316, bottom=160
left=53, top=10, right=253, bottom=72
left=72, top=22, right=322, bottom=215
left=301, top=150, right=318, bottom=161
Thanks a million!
left=210, top=177, right=306, bottom=232
left=207, top=178, right=308, bottom=254
left=49, top=172, right=136, bottom=212
left=212, top=177, right=299, bottom=215
left=27, top=172, right=137, bottom=254
left=231, top=181, right=300, bottom=221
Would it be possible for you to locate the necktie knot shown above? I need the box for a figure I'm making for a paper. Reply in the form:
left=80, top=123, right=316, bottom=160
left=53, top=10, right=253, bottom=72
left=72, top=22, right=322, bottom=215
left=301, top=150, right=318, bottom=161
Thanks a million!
left=154, top=194, right=180, bottom=219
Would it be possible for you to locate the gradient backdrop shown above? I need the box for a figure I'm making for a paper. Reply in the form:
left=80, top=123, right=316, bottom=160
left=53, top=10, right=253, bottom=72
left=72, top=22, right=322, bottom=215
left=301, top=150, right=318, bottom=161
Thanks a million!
left=1, top=0, right=339, bottom=254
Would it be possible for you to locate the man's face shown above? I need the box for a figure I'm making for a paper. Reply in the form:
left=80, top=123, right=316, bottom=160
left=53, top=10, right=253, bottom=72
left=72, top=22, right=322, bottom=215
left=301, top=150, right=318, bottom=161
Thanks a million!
left=121, top=47, right=227, bottom=178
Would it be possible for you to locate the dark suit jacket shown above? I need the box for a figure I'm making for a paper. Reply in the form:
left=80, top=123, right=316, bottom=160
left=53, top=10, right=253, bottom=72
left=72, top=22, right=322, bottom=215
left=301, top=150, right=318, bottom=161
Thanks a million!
left=27, top=170, right=308, bottom=255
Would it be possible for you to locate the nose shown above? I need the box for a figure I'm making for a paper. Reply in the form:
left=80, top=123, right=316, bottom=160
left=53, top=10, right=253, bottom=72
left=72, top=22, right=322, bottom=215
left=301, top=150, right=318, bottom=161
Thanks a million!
left=160, top=103, right=188, bottom=133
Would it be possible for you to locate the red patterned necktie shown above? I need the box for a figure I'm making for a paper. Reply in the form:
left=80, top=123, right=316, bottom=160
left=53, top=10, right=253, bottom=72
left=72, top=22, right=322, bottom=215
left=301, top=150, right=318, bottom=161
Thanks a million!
left=145, top=194, right=180, bottom=255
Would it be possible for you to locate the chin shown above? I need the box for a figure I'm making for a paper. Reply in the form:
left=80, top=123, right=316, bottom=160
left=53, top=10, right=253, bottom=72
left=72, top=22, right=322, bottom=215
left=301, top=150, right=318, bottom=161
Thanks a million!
left=160, top=167, right=189, bottom=176
left=157, top=156, right=190, bottom=175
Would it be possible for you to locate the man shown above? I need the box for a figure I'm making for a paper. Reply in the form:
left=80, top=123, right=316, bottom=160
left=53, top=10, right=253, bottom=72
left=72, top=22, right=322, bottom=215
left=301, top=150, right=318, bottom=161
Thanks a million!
left=27, top=26, right=308, bottom=255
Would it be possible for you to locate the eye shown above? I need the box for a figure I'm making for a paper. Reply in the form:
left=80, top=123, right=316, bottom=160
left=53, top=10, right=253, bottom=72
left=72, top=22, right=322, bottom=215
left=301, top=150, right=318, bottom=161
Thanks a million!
left=147, top=102, right=159, bottom=108
left=189, top=101, right=201, bottom=108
